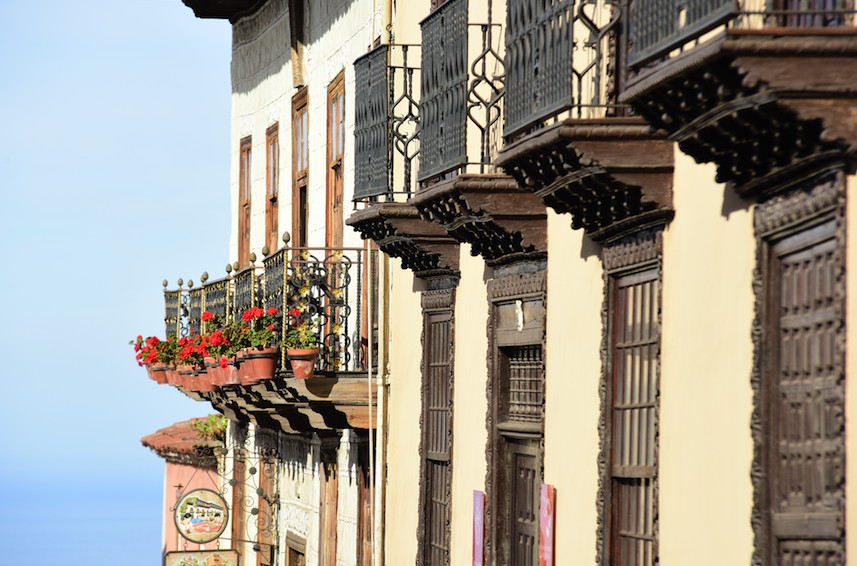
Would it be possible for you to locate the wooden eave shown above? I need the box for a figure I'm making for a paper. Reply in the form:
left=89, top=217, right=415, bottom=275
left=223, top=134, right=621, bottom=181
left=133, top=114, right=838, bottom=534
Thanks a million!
left=496, top=118, right=675, bottom=244
left=409, top=174, right=547, bottom=266
left=346, top=203, right=461, bottom=278
left=620, top=29, right=857, bottom=197
left=179, top=373, right=377, bottom=434
left=181, top=0, right=268, bottom=22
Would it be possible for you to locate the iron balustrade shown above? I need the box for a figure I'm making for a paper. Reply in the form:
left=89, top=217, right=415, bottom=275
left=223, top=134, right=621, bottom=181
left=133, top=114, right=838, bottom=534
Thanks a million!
left=161, top=247, right=379, bottom=374
left=353, top=44, right=421, bottom=201
left=627, top=0, right=856, bottom=68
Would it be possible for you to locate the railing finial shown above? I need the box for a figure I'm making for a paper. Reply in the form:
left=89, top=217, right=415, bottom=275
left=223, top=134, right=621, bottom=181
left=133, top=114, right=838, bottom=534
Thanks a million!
left=226, top=264, right=233, bottom=274
left=188, top=279, right=194, bottom=289
left=163, top=279, right=168, bottom=288
left=201, top=272, right=209, bottom=283
left=233, top=261, right=239, bottom=272
left=177, top=278, right=184, bottom=287
left=249, top=252, right=257, bottom=264
left=282, top=231, right=291, bottom=245
left=262, top=245, right=270, bottom=257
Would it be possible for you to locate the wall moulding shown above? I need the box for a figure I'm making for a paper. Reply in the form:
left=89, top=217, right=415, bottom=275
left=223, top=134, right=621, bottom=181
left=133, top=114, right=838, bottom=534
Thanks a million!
left=496, top=118, right=674, bottom=245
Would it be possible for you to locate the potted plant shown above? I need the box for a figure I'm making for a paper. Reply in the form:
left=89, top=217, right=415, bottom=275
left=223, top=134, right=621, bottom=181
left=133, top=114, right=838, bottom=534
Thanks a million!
left=131, top=334, right=179, bottom=385
left=237, top=307, right=281, bottom=385
left=191, top=414, right=228, bottom=452
left=284, top=308, right=320, bottom=379
left=202, top=311, right=243, bottom=386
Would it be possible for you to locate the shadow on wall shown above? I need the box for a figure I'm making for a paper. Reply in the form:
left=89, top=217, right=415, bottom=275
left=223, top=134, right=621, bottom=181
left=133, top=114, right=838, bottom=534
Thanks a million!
left=721, top=182, right=754, bottom=219
left=231, top=0, right=361, bottom=97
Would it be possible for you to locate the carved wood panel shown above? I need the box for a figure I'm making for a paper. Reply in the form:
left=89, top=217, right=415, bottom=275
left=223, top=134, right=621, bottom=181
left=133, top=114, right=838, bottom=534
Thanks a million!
left=752, top=171, right=846, bottom=566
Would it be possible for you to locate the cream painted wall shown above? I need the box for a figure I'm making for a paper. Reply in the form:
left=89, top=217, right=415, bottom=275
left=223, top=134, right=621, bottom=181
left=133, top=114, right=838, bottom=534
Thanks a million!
left=544, top=210, right=603, bottom=565
left=845, top=174, right=855, bottom=566
left=658, top=149, right=755, bottom=565
left=384, top=257, right=424, bottom=566
left=228, top=0, right=380, bottom=265
left=449, top=248, right=490, bottom=564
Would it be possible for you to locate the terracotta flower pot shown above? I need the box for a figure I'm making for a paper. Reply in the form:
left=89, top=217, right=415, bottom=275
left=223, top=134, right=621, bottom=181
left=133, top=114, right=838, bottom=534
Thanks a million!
left=145, top=363, right=167, bottom=384
left=244, top=347, right=280, bottom=383
left=165, top=365, right=178, bottom=386
left=221, top=359, right=241, bottom=386
left=204, top=357, right=222, bottom=387
left=194, top=365, right=216, bottom=393
left=287, top=348, right=320, bottom=379
left=177, top=365, right=195, bottom=390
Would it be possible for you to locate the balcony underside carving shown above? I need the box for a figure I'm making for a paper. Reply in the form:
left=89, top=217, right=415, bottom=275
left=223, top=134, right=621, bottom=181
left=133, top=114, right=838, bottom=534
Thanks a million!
left=347, top=203, right=460, bottom=278
left=410, top=175, right=547, bottom=266
left=621, top=31, right=857, bottom=198
left=182, top=374, right=377, bottom=434
left=181, top=0, right=266, bottom=22
left=497, top=119, right=675, bottom=244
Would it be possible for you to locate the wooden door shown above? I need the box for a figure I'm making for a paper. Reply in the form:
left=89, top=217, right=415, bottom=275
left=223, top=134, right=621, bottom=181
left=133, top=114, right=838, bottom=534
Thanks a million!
left=326, top=72, right=345, bottom=249
left=768, top=219, right=843, bottom=563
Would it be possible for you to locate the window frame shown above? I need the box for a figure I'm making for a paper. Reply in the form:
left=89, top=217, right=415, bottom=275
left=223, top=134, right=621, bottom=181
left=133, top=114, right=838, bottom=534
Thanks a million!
left=239, top=136, right=253, bottom=268
left=326, top=70, right=345, bottom=249
left=266, top=123, right=280, bottom=253
left=292, top=87, right=309, bottom=249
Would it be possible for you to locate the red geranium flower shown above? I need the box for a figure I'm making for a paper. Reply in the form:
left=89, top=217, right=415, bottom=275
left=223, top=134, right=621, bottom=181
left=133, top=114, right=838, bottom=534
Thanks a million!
left=267, top=308, right=278, bottom=315
left=267, top=325, right=275, bottom=331
left=202, top=311, right=214, bottom=321
left=219, top=357, right=228, bottom=369
left=242, top=309, right=253, bottom=322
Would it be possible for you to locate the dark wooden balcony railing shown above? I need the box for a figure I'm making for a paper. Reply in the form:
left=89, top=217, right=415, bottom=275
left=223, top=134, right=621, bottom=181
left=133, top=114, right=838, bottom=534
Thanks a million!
left=420, top=0, right=470, bottom=182
left=353, top=44, right=421, bottom=200
left=418, top=0, right=506, bottom=184
left=162, top=246, right=379, bottom=373
left=628, top=0, right=856, bottom=68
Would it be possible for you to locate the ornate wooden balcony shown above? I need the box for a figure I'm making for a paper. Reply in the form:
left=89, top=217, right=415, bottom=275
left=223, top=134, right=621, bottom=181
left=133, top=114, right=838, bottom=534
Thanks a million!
left=621, top=1, right=857, bottom=197
left=497, top=118, right=674, bottom=244
left=347, top=203, right=461, bottom=278
left=180, top=0, right=266, bottom=22
left=418, top=0, right=505, bottom=184
left=409, top=174, right=547, bottom=266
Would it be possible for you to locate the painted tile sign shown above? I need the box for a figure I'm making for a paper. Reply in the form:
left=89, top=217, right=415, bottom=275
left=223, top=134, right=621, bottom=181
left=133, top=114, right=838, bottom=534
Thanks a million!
left=539, top=484, right=556, bottom=566
left=473, top=490, right=485, bottom=566
left=164, top=550, right=239, bottom=566
left=174, top=488, right=229, bottom=544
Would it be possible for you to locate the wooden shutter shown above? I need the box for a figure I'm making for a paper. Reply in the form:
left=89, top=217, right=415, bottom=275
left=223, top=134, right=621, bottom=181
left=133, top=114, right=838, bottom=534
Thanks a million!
left=326, top=71, right=345, bottom=249
left=609, top=268, right=659, bottom=566
left=319, top=459, right=338, bottom=566
left=266, top=124, right=280, bottom=252
left=257, top=457, right=276, bottom=566
left=292, top=88, right=309, bottom=248
left=768, top=219, right=843, bottom=562
left=424, top=310, right=452, bottom=565
left=239, top=137, right=252, bottom=268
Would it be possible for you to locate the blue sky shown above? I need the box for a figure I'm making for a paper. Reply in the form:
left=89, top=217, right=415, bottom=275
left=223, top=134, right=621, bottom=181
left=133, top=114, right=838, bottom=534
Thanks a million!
left=0, top=1, right=232, bottom=562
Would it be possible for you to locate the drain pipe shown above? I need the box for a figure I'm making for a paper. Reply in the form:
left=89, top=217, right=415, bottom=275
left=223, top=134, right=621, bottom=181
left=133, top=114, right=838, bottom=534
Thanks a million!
left=374, top=250, right=390, bottom=566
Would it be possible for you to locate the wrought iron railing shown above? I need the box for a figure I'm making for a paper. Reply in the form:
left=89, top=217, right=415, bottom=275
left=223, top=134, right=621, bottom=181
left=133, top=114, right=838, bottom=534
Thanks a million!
left=627, top=0, right=856, bottom=68
left=353, top=44, right=421, bottom=201
left=504, top=0, right=625, bottom=136
left=162, top=247, right=379, bottom=374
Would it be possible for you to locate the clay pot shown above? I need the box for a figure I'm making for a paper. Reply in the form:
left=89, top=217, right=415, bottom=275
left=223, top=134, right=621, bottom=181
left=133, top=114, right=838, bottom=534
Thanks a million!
left=194, top=365, right=216, bottom=393
left=286, top=348, right=320, bottom=379
left=204, top=357, right=222, bottom=388
left=177, top=365, right=195, bottom=390
left=244, top=347, right=280, bottom=383
left=221, top=359, right=241, bottom=386
left=165, top=365, right=178, bottom=386
left=146, top=363, right=168, bottom=384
